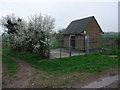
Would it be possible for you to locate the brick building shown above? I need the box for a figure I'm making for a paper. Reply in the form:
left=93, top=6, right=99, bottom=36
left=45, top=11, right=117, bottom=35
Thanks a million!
left=62, top=16, right=104, bottom=51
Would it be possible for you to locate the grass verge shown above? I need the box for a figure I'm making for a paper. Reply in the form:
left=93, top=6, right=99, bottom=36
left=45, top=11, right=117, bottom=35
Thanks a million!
left=2, top=54, right=18, bottom=77
left=2, top=47, right=42, bottom=62
left=94, top=49, right=119, bottom=56
left=3, top=47, right=119, bottom=76
left=36, top=54, right=118, bottom=75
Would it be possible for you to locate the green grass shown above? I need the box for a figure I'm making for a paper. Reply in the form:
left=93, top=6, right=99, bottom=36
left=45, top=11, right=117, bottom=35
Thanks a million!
left=94, top=49, right=119, bottom=56
left=51, top=40, right=61, bottom=49
left=102, top=35, right=119, bottom=39
left=2, top=54, right=18, bottom=76
left=35, top=54, right=118, bottom=75
left=94, top=49, right=119, bottom=59
left=3, top=47, right=119, bottom=76
left=2, top=47, right=42, bottom=62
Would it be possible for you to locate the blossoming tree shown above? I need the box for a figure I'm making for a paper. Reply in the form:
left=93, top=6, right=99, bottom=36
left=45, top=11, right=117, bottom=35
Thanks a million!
left=1, top=13, right=55, bottom=58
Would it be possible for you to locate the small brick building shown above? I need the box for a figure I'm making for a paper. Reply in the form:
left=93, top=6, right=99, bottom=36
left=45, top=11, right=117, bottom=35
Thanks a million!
left=62, top=16, right=104, bottom=51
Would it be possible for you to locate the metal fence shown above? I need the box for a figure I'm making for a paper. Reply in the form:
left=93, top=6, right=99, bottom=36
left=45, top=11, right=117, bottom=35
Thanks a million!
left=49, top=35, right=118, bottom=59
left=50, top=36, right=92, bottom=59
left=102, top=37, right=118, bottom=50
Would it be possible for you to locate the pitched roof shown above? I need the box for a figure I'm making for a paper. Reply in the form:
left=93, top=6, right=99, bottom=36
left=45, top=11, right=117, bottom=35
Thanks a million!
left=62, top=16, right=103, bottom=35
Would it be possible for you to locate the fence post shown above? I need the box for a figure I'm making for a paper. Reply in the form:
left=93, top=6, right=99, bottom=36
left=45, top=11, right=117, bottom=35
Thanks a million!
left=69, top=36, right=71, bottom=57
left=46, top=34, right=51, bottom=59
left=48, top=46, right=50, bottom=59
left=85, top=36, right=89, bottom=54
left=60, top=38, right=62, bottom=58
left=47, top=41, right=49, bottom=59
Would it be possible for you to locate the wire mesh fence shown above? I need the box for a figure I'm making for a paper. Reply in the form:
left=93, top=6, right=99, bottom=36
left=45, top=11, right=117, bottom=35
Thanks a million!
left=102, top=37, right=118, bottom=50
left=50, top=35, right=95, bottom=59
left=49, top=34, right=118, bottom=59
left=1, top=33, right=118, bottom=59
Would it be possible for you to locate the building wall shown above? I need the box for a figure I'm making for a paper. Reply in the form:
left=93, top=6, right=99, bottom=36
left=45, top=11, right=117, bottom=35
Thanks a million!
left=63, top=18, right=103, bottom=50
left=85, top=18, right=102, bottom=50
left=63, top=35, right=85, bottom=50
left=63, top=35, right=69, bottom=48
left=75, top=35, right=84, bottom=51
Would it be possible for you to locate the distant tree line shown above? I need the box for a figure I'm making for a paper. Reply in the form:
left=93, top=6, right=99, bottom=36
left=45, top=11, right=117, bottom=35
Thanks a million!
left=52, top=29, right=64, bottom=40
left=104, top=32, right=119, bottom=35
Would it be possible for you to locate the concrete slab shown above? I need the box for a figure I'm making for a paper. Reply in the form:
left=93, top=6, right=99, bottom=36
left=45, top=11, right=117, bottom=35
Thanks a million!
left=50, top=48, right=85, bottom=59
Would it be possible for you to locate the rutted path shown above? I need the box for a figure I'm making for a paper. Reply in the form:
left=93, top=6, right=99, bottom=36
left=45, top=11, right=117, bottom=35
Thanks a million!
left=72, top=68, right=118, bottom=88
left=3, top=54, right=34, bottom=88
left=81, top=75, right=118, bottom=88
left=2, top=54, right=119, bottom=88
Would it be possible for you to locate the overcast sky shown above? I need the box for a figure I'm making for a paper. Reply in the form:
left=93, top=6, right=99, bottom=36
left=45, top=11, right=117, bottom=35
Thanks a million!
left=0, top=0, right=119, bottom=34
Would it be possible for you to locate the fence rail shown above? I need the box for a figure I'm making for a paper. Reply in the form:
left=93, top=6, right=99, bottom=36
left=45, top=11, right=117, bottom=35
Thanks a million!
left=50, top=36, right=91, bottom=59
left=49, top=35, right=118, bottom=59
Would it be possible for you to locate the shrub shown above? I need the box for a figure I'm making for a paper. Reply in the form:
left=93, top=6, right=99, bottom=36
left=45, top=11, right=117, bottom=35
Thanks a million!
left=1, top=13, right=55, bottom=58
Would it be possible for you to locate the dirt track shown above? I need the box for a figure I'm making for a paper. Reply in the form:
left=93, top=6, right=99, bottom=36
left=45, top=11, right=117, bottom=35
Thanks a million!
left=2, top=55, right=34, bottom=88
left=2, top=54, right=119, bottom=88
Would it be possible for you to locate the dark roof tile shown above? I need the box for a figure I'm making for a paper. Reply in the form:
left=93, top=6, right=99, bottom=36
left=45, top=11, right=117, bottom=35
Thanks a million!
left=62, top=16, right=102, bottom=35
